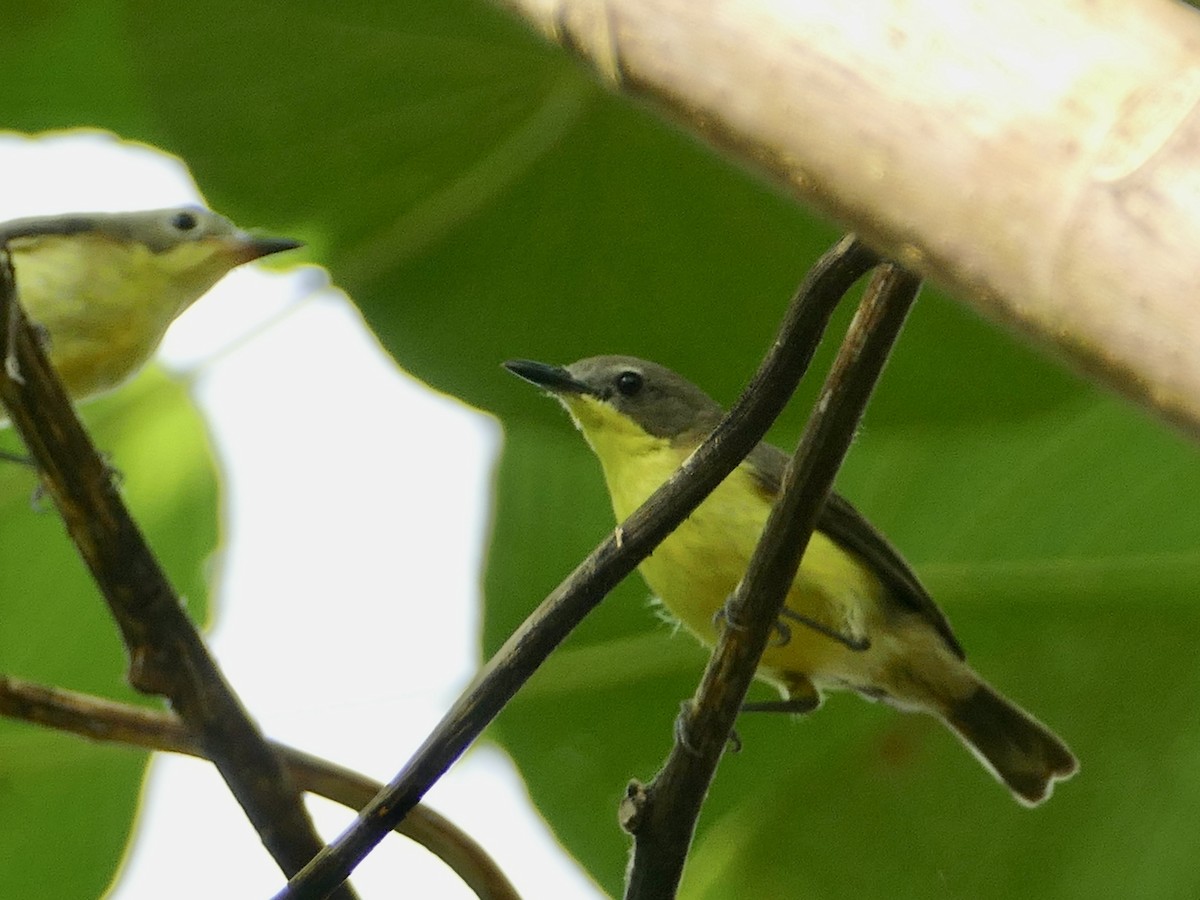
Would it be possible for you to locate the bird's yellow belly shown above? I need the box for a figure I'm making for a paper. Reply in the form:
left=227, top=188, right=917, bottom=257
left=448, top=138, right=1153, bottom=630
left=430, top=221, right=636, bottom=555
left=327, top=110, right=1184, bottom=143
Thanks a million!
left=603, top=446, right=886, bottom=695
left=13, top=237, right=176, bottom=398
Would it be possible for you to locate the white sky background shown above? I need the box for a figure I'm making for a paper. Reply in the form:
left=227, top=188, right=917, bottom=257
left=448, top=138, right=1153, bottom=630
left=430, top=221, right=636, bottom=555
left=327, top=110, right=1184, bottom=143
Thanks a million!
left=0, top=132, right=603, bottom=899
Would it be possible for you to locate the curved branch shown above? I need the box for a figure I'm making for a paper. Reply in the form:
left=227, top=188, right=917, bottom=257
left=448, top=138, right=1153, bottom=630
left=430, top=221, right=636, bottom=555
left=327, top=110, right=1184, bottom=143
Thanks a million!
left=497, top=0, right=1200, bottom=438
left=0, top=676, right=520, bottom=900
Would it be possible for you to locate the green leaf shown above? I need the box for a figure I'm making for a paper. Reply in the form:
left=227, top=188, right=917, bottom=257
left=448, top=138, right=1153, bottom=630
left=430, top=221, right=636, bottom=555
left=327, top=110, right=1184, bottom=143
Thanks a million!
left=0, top=1, right=1078, bottom=426
left=488, top=384, right=1200, bottom=900
left=0, top=370, right=219, bottom=899
left=3, top=3, right=1198, bottom=898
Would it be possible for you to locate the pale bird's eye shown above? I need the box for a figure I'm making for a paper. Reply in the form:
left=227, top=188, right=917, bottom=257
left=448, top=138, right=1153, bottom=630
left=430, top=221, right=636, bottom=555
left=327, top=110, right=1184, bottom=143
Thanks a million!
left=615, top=370, right=643, bottom=397
left=171, top=211, right=199, bottom=232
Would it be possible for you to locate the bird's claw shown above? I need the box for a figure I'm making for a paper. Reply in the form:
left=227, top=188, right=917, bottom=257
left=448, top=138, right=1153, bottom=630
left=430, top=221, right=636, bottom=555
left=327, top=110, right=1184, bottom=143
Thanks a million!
left=779, top=607, right=871, bottom=652
left=742, top=695, right=821, bottom=715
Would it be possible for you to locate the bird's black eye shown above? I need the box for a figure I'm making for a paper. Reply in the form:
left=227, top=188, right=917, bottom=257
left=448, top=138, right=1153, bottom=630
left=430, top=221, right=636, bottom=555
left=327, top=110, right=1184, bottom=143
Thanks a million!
left=615, top=370, right=643, bottom=397
left=171, top=211, right=198, bottom=232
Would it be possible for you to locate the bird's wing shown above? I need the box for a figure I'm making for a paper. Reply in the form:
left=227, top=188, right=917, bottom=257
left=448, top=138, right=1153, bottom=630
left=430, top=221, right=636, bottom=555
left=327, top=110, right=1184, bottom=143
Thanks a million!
left=744, top=441, right=965, bottom=659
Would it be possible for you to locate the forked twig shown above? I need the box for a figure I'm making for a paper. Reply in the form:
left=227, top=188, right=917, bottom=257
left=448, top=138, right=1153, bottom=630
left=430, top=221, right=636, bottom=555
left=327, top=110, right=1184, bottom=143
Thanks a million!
left=623, top=263, right=921, bottom=898
left=277, top=236, right=881, bottom=899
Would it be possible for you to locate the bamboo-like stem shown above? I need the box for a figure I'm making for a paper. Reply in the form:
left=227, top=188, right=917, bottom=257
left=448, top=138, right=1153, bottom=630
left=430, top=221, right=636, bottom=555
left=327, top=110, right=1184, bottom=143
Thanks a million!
left=496, top=0, right=1200, bottom=438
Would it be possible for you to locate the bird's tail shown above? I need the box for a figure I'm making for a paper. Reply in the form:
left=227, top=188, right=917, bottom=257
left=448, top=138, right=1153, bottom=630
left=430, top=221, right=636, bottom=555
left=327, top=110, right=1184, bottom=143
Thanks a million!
left=944, top=681, right=1078, bottom=806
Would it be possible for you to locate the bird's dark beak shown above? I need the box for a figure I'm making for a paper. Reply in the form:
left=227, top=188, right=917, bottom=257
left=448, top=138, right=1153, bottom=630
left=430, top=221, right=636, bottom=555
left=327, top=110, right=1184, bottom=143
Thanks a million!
left=504, top=359, right=593, bottom=396
left=232, top=233, right=305, bottom=263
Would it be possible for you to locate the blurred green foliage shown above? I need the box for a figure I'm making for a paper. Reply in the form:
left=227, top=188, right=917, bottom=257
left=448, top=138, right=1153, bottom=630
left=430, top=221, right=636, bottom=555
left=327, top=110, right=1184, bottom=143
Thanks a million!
left=2, top=2, right=1199, bottom=898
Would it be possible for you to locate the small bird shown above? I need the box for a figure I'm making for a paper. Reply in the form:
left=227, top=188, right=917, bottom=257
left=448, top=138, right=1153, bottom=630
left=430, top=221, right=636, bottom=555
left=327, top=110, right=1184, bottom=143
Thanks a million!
left=1, top=206, right=301, bottom=401
left=506, top=355, right=1078, bottom=806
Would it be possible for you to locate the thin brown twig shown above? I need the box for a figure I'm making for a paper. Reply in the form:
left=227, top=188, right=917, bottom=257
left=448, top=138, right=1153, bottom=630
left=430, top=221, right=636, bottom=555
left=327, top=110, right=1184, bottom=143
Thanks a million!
left=276, top=235, right=881, bottom=900
left=0, top=675, right=520, bottom=900
left=0, top=250, right=356, bottom=898
left=623, top=263, right=922, bottom=898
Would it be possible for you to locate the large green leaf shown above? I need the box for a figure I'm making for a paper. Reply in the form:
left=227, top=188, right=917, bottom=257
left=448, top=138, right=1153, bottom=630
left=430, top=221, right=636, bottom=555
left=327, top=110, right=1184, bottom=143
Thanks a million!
left=487, top=366, right=1200, bottom=898
left=1, top=1, right=1080, bottom=426
left=3, top=2, right=1198, bottom=898
left=0, top=371, right=219, bottom=899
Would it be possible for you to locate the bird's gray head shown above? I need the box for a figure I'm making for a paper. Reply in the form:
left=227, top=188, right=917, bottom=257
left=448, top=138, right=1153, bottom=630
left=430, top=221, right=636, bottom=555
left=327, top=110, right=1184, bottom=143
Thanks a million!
left=93, top=207, right=242, bottom=252
left=505, top=355, right=725, bottom=442
left=0, top=206, right=303, bottom=258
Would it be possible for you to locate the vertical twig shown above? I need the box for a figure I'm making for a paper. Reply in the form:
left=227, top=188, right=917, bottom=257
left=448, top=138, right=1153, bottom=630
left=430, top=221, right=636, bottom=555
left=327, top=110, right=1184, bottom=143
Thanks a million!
left=623, top=264, right=922, bottom=898
left=276, top=236, right=881, bottom=900
left=0, top=251, right=357, bottom=898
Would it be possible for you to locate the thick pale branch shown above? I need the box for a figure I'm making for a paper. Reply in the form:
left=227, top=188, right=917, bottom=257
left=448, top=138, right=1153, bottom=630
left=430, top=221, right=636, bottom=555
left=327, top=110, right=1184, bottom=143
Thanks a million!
left=497, top=0, right=1200, bottom=437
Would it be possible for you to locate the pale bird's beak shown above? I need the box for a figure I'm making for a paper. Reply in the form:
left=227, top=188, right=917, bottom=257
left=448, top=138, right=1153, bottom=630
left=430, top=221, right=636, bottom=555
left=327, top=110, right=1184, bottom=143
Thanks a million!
left=504, top=359, right=595, bottom=397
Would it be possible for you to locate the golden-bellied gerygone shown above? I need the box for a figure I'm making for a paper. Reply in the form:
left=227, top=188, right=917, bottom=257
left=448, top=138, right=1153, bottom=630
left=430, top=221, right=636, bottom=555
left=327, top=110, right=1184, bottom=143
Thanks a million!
left=505, top=355, right=1078, bottom=806
left=1, top=206, right=301, bottom=402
